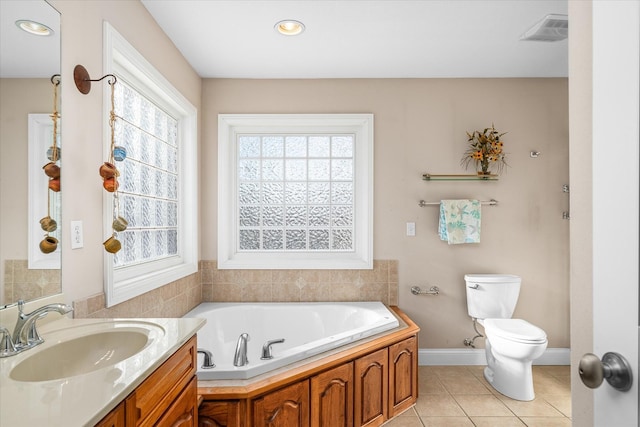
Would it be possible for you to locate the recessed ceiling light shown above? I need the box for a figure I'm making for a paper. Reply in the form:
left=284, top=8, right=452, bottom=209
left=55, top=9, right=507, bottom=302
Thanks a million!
left=15, top=19, right=53, bottom=36
left=275, top=20, right=305, bottom=36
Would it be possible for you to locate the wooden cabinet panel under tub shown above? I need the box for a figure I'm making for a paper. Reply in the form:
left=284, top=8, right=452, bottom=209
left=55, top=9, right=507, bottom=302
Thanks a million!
left=197, top=306, right=419, bottom=427
left=310, top=362, right=354, bottom=427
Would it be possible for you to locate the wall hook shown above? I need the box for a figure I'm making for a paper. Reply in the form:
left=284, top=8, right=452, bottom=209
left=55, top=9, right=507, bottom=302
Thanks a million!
left=73, top=64, right=117, bottom=95
left=530, top=150, right=540, bottom=158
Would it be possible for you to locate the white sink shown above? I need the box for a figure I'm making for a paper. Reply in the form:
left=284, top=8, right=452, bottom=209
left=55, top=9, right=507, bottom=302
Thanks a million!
left=9, top=321, right=164, bottom=382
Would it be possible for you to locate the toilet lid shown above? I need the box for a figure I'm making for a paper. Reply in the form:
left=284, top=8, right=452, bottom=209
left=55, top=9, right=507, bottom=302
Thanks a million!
left=484, top=319, right=547, bottom=343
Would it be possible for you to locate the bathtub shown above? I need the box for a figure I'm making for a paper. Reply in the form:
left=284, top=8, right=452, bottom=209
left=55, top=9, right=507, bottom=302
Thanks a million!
left=184, top=302, right=400, bottom=380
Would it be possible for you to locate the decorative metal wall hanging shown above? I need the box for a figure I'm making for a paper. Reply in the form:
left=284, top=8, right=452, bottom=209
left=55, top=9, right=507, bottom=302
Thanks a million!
left=39, top=75, right=61, bottom=254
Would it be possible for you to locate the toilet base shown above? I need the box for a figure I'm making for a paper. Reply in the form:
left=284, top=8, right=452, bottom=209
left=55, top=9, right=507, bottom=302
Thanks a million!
left=484, top=364, right=535, bottom=401
left=483, top=339, right=537, bottom=401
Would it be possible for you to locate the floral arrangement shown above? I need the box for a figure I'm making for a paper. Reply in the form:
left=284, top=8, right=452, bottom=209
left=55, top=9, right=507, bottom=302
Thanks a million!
left=461, top=124, right=507, bottom=175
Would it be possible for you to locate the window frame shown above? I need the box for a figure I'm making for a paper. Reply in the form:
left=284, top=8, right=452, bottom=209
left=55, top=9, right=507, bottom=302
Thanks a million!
left=103, top=23, right=198, bottom=307
left=218, top=113, right=374, bottom=270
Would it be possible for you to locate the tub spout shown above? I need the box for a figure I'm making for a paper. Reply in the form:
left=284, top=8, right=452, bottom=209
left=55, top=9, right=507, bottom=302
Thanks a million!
left=233, top=333, right=250, bottom=367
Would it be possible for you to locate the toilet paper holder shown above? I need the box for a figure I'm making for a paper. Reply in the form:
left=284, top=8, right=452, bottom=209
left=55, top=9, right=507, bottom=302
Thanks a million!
left=410, top=285, right=440, bottom=296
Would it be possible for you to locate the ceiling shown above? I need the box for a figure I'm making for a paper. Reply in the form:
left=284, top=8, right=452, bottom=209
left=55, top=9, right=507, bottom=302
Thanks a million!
left=141, top=0, right=568, bottom=79
left=0, top=1, right=60, bottom=78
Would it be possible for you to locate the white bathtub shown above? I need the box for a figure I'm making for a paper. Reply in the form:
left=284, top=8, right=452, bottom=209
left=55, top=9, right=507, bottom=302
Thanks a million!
left=184, top=302, right=400, bottom=380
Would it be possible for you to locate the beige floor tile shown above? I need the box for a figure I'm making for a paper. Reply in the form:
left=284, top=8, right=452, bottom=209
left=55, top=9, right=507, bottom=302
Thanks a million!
left=520, top=417, right=572, bottom=426
left=396, top=406, right=418, bottom=417
left=532, top=375, right=570, bottom=395
left=420, top=375, right=448, bottom=394
left=420, top=417, right=475, bottom=427
left=470, top=417, right=527, bottom=426
left=414, top=394, right=467, bottom=417
left=440, top=375, right=492, bottom=395
left=533, top=365, right=571, bottom=377
left=551, top=375, right=571, bottom=388
left=453, top=394, right=514, bottom=417
left=430, top=366, right=473, bottom=378
left=382, top=415, right=424, bottom=426
left=498, top=396, right=564, bottom=417
left=541, top=394, right=572, bottom=418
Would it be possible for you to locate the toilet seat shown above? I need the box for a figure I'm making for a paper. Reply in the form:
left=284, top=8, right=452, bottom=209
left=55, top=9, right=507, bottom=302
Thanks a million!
left=484, top=318, right=547, bottom=344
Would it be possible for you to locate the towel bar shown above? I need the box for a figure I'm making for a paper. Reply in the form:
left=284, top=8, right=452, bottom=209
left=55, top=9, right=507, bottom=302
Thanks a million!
left=418, top=199, right=498, bottom=207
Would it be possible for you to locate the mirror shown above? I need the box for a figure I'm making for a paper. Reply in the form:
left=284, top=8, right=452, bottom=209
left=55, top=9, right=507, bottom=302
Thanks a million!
left=0, top=1, right=61, bottom=307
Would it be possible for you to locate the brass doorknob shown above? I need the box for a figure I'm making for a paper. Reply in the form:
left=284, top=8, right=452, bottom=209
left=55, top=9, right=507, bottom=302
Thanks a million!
left=578, top=352, right=633, bottom=391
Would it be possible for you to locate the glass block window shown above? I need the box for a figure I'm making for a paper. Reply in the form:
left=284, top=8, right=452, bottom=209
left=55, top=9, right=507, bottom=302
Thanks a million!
left=237, top=134, right=355, bottom=252
left=104, top=22, right=197, bottom=307
left=113, top=81, right=179, bottom=268
left=218, top=114, right=373, bottom=270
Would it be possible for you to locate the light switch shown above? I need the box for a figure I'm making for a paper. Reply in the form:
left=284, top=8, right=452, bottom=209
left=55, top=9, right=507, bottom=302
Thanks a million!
left=70, top=220, right=83, bottom=249
left=406, top=222, right=416, bottom=236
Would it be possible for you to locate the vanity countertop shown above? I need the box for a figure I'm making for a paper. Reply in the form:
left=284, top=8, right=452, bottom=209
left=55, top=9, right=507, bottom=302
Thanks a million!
left=0, top=316, right=205, bottom=427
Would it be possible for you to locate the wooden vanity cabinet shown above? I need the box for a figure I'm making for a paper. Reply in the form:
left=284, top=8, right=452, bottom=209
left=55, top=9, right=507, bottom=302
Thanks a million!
left=95, top=402, right=126, bottom=427
left=96, top=335, right=198, bottom=427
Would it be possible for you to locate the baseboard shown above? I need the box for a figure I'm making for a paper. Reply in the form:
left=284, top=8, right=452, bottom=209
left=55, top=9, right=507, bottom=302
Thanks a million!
left=419, top=348, right=570, bottom=366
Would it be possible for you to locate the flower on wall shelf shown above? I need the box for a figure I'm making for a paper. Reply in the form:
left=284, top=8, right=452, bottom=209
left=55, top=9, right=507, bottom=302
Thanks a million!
left=461, top=124, right=508, bottom=175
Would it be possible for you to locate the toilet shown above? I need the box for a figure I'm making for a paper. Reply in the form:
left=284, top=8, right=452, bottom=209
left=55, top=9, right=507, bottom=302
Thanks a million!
left=465, top=274, right=548, bottom=401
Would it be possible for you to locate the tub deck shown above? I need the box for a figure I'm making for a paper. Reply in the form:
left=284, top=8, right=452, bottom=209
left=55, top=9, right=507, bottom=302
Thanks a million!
left=197, top=305, right=419, bottom=399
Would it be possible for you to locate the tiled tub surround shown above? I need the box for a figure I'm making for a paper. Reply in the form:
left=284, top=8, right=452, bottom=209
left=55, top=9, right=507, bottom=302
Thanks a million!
left=72, top=272, right=202, bottom=318
left=71, top=259, right=398, bottom=318
left=201, top=259, right=399, bottom=304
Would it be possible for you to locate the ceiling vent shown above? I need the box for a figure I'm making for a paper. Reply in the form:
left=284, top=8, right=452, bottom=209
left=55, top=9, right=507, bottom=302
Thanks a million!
left=520, top=14, right=568, bottom=42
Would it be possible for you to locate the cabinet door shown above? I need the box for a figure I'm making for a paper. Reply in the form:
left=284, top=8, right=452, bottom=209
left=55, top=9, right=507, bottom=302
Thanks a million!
left=253, top=381, right=310, bottom=427
left=388, top=336, right=418, bottom=417
left=198, top=400, right=243, bottom=427
left=354, top=349, right=388, bottom=427
left=155, top=376, right=198, bottom=427
left=127, top=336, right=197, bottom=426
left=95, top=402, right=126, bottom=427
left=311, top=362, right=354, bottom=427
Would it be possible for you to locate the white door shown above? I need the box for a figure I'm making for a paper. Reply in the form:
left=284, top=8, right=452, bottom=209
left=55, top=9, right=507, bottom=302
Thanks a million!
left=589, top=1, right=639, bottom=426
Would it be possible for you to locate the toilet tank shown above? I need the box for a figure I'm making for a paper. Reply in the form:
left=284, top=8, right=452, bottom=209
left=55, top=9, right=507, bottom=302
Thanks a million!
left=465, top=274, right=521, bottom=320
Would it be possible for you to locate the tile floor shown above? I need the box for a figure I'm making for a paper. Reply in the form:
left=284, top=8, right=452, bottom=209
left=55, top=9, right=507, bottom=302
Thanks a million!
left=387, top=365, right=572, bottom=427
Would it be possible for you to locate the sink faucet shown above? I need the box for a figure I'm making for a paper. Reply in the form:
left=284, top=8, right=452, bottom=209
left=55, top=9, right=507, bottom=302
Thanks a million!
left=11, top=299, right=73, bottom=349
left=233, top=333, right=250, bottom=367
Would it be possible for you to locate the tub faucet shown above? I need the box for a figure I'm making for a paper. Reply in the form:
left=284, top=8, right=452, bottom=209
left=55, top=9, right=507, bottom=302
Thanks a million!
left=233, top=333, right=250, bottom=367
left=12, top=299, right=73, bottom=350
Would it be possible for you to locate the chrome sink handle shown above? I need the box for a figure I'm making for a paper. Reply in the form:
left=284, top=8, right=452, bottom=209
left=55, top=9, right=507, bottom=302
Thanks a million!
left=12, top=300, right=73, bottom=349
left=0, top=327, right=16, bottom=357
left=261, top=338, right=285, bottom=360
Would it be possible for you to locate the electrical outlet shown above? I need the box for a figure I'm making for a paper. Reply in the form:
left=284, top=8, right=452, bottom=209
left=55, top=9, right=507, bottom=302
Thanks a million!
left=70, top=220, right=83, bottom=249
left=406, top=222, right=416, bottom=236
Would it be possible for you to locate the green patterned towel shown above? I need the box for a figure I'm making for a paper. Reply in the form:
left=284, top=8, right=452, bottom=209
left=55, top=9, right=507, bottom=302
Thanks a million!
left=438, top=199, right=481, bottom=244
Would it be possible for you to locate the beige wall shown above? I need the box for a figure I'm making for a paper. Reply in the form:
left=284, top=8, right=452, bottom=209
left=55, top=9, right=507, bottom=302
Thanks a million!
left=202, top=78, right=570, bottom=349
left=48, top=0, right=202, bottom=305
left=16, top=1, right=570, bottom=353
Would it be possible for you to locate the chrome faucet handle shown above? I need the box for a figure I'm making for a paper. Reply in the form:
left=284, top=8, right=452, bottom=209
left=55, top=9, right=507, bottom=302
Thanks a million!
left=261, top=338, right=285, bottom=360
left=0, top=327, right=16, bottom=357
left=197, top=348, right=216, bottom=369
